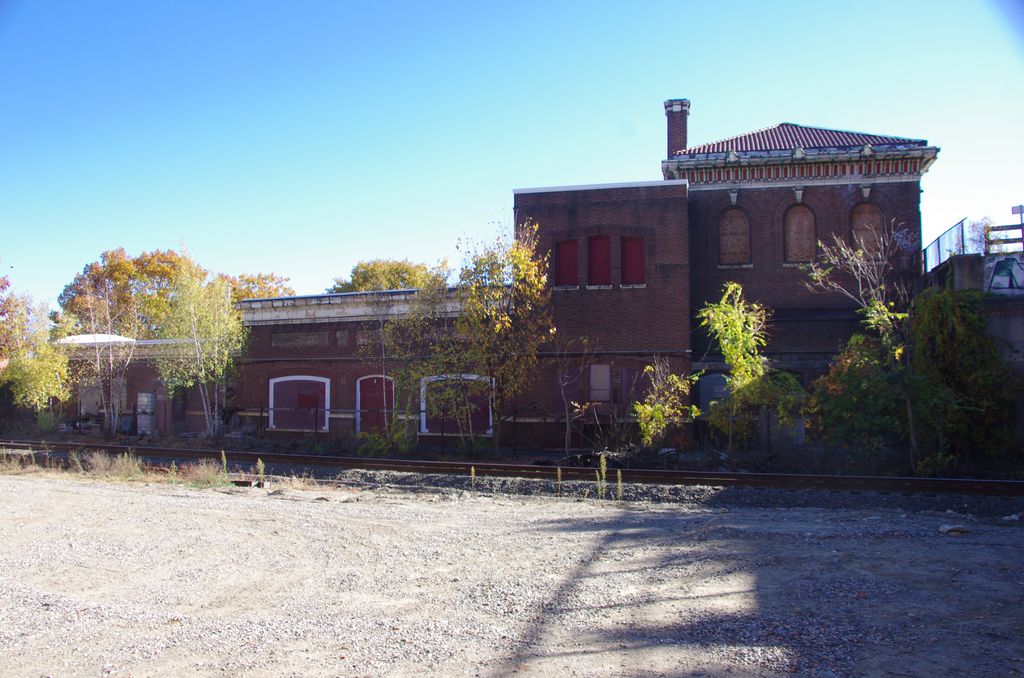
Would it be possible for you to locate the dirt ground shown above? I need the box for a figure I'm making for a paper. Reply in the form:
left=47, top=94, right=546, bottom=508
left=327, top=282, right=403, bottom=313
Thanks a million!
left=0, top=474, right=1021, bottom=677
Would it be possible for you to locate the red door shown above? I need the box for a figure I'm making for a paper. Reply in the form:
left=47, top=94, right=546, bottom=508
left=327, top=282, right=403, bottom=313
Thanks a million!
left=358, top=377, right=394, bottom=434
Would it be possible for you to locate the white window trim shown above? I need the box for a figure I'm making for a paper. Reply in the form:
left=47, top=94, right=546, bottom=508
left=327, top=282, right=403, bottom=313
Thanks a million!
left=355, top=374, right=395, bottom=434
left=268, top=375, right=330, bottom=432
left=419, top=374, right=494, bottom=435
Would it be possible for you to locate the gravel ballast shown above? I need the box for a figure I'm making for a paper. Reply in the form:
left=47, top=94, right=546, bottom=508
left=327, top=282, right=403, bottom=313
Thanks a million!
left=0, top=473, right=1021, bottom=677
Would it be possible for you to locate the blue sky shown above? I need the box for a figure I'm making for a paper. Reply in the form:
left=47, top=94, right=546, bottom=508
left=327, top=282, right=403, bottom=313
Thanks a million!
left=2, top=0, right=1022, bottom=307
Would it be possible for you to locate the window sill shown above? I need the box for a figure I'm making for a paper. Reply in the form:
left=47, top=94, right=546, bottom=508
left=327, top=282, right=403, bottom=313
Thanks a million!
left=585, top=284, right=614, bottom=290
left=619, top=283, right=647, bottom=289
left=553, top=285, right=580, bottom=291
left=717, top=264, right=753, bottom=269
left=782, top=262, right=811, bottom=268
left=419, top=430, right=493, bottom=437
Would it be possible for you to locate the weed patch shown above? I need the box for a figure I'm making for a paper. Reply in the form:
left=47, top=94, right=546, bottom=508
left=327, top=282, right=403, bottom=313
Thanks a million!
left=181, top=459, right=228, bottom=487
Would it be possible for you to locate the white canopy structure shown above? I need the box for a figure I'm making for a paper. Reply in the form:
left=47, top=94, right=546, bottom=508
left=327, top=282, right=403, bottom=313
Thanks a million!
left=57, top=334, right=136, bottom=346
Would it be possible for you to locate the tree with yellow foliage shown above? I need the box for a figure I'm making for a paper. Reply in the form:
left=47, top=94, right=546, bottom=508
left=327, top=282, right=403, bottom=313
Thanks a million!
left=456, top=224, right=553, bottom=453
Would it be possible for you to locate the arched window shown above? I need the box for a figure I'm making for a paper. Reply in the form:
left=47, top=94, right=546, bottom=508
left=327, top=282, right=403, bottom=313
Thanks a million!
left=784, top=205, right=816, bottom=263
left=419, top=374, right=493, bottom=435
left=719, top=209, right=750, bottom=265
left=851, top=203, right=883, bottom=253
left=269, top=376, right=330, bottom=431
left=355, top=375, right=395, bottom=434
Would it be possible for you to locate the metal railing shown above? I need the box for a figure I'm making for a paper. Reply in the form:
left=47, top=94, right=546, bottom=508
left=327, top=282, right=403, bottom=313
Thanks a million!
left=924, top=218, right=1024, bottom=273
left=923, top=218, right=972, bottom=273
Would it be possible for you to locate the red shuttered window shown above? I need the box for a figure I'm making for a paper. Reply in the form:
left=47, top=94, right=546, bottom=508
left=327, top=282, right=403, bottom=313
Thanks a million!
left=621, top=237, right=645, bottom=284
left=554, top=240, right=578, bottom=286
left=588, top=236, right=611, bottom=285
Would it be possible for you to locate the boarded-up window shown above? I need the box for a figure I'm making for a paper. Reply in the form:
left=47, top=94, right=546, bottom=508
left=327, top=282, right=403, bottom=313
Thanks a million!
left=554, top=240, right=578, bottom=286
left=590, top=364, right=611, bottom=402
left=719, top=209, right=750, bottom=265
left=271, top=330, right=328, bottom=348
left=851, top=203, right=883, bottom=254
left=588, top=236, right=611, bottom=285
left=784, top=205, right=816, bottom=263
left=621, top=237, right=645, bottom=284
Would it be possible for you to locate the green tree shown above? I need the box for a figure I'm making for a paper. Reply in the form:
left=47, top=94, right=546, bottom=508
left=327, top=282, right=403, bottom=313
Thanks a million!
left=807, top=334, right=904, bottom=463
left=804, top=219, right=920, bottom=466
left=62, top=265, right=144, bottom=434
left=911, top=287, right=1020, bottom=470
left=697, top=282, right=805, bottom=452
left=219, top=272, right=295, bottom=304
left=327, top=259, right=441, bottom=293
left=155, top=259, right=248, bottom=437
left=0, top=291, right=72, bottom=429
left=0, top=274, right=14, bottom=360
left=633, top=357, right=700, bottom=447
left=456, top=224, right=554, bottom=453
left=359, top=262, right=456, bottom=449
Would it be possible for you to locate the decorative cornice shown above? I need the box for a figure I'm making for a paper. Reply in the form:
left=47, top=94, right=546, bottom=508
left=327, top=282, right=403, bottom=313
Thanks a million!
left=662, top=145, right=938, bottom=179
left=685, top=174, right=923, bottom=192
left=662, top=148, right=938, bottom=188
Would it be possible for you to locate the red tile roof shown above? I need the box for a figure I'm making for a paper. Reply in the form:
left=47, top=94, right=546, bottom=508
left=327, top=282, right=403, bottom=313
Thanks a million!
left=677, top=122, right=927, bottom=155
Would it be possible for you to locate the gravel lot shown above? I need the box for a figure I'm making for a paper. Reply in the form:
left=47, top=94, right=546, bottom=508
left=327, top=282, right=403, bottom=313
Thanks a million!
left=0, top=474, right=1021, bottom=677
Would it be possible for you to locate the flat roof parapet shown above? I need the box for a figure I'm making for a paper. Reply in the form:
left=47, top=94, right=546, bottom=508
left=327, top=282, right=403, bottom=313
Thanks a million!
left=237, top=287, right=459, bottom=326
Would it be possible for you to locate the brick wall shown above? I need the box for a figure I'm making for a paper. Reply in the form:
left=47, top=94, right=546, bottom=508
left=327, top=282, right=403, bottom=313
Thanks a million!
left=515, top=182, right=691, bottom=358
left=687, top=181, right=923, bottom=365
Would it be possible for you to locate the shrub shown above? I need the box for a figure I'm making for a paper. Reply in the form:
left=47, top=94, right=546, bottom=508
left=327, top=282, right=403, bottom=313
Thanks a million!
left=181, top=459, right=227, bottom=487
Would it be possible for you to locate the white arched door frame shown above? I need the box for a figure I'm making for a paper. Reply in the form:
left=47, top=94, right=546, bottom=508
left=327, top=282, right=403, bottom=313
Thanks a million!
left=268, top=375, right=331, bottom=431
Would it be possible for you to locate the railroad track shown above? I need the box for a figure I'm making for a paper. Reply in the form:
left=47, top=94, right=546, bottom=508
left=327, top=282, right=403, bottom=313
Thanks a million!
left=2, top=438, right=1023, bottom=496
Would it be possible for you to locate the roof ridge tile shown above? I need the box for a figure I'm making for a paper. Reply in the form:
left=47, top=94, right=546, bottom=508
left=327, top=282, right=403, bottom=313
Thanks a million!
left=676, top=121, right=927, bottom=156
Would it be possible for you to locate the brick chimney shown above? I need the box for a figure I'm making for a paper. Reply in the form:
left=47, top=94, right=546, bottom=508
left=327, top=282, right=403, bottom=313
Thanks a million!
left=664, top=99, right=690, bottom=158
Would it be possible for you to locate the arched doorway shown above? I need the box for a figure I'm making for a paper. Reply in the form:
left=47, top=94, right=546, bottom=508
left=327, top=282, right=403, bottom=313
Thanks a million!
left=356, top=375, right=395, bottom=434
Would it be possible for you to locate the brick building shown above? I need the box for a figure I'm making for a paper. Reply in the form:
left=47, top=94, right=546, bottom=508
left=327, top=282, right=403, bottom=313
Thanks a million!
left=65, top=100, right=939, bottom=448
left=515, top=99, right=938, bottom=422
left=224, top=98, right=939, bottom=447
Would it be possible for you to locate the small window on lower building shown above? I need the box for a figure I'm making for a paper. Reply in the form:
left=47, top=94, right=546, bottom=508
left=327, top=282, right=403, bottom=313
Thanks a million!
left=588, top=236, right=611, bottom=285
left=554, top=240, right=578, bottom=286
left=621, top=237, right=645, bottom=284
left=589, top=364, right=611, bottom=402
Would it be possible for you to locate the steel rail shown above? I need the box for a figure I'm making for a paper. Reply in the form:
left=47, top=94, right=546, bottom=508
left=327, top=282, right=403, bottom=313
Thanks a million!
left=2, top=438, right=1023, bottom=496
